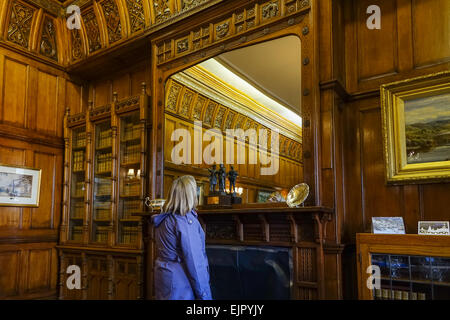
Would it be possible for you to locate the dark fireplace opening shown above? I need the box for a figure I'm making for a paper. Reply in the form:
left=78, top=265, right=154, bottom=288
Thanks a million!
left=206, top=245, right=293, bottom=300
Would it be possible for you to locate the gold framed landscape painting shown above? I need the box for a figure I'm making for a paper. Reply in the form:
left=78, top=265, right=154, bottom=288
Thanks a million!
left=381, top=71, right=450, bottom=184
left=0, top=164, right=41, bottom=207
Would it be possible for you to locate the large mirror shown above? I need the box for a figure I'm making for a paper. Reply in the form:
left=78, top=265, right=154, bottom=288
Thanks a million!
left=163, top=35, right=303, bottom=205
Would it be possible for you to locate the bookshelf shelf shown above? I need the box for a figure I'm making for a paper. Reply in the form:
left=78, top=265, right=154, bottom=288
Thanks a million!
left=357, top=234, right=450, bottom=300
left=59, top=86, right=149, bottom=299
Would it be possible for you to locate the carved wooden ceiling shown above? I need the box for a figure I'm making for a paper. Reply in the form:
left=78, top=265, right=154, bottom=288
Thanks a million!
left=0, top=0, right=311, bottom=68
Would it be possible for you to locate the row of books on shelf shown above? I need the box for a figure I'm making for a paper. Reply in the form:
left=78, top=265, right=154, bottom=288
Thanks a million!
left=122, top=181, right=140, bottom=196
left=374, top=288, right=427, bottom=300
left=121, top=226, right=139, bottom=244
left=73, top=151, right=85, bottom=172
left=96, top=181, right=112, bottom=196
left=72, top=182, right=85, bottom=198
left=98, top=129, right=112, bottom=149
left=122, top=200, right=141, bottom=217
left=96, top=153, right=112, bottom=173
left=122, top=144, right=140, bottom=164
left=71, top=202, right=84, bottom=219
left=70, top=226, right=139, bottom=244
left=96, top=208, right=111, bottom=220
left=123, top=123, right=140, bottom=141
left=71, top=226, right=83, bottom=241
left=95, top=227, right=109, bottom=243
left=73, top=131, right=86, bottom=148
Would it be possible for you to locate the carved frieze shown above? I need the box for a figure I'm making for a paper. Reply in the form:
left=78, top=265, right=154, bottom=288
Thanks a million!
left=179, top=90, right=194, bottom=117
left=156, top=0, right=310, bottom=65
left=262, top=1, right=279, bottom=20
left=71, top=29, right=84, bottom=61
left=215, top=21, right=229, bottom=39
left=177, top=38, right=189, bottom=54
left=182, top=0, right=204, bottom=11
left=203, top=101, right=217, bottom=127
left=234, top=115, right=245, bottom=130
left=166, top=82, right=181, bottom=112
left=7, top=1, right=35, bottom=49
left=40, top=16, right=58, bottom=61
left=224, top=111, right=235, bottom=130
left=214, top=107, right=226, bottom=129
left=83, top=10, right=102, bottom=53
left=153, top=0, right=171, bottom=23
left=192, top=96, right=206, bottom=120
left=126, top=0, right=145, bottom=33
left=100, top=0, right=122, bottom=44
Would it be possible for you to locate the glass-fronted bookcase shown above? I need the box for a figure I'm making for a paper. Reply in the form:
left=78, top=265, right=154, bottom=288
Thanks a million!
left=357, top=233, right=450, bottom=300
left=59, top=84, right=149, bottom=299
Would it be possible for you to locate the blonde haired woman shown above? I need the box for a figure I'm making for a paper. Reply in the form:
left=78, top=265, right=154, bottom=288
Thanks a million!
left=151, top=175, right=212, bottom=300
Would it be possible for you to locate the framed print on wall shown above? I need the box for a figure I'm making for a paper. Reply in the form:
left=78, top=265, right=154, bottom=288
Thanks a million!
left=381, top=71, right=450, bottom=184
left=0, top=164, right=41, bottom=207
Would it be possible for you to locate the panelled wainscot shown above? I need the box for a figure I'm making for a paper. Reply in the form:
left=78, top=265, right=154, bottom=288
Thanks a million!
left=57, top=84, right=150, bottom=299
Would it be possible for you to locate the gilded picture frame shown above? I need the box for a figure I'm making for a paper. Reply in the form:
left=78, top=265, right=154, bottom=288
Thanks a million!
left=381, top=71, right=450, bottom=184
left=0, top=164, right=41, bottom=207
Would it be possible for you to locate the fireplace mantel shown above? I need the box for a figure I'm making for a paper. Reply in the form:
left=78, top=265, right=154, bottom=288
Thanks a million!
left=196, top=203, right=333, bottom=299
left=141, top=204, right=334, bottom=299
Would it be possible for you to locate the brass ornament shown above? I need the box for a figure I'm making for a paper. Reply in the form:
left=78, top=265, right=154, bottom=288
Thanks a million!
left=286, top=183, right=309, bottom=208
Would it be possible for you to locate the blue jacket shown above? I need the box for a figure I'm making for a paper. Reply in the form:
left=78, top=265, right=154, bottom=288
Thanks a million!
left=151, top=210, right=212, bottom=300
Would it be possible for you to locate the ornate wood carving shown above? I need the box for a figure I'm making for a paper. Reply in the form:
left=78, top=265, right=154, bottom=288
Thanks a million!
left=182, top=0, right=205, bottom=11
left=71, top=29, right=84, bottom=61
left=83, top=10, right=102, bottom=53
left=203, top=101, right=217, bottom=127
left=224, top=110, right=235, bottom=130
left=153, top=0, right=171, bottom=23
left=100, top=0, right=122, bottom=44
left=192, top=95, right=206, bottom=120
left=125, top=0, right=145, bottom=33
left=214, top=106, right=226, bottom=129
left=156, top=0, right=311, bottom=65
left=179, top=89, right=194, bottom=117
left=7, top=1, right=35, bottom=49
left=262, top=0, right=279, bottom=21
left=39, top=16, right=58, bottom=61
left=166, top=81, right=181, bottom=112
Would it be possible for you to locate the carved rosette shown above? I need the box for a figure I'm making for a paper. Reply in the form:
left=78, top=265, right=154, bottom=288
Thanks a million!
left=101, top=0, right=122, bottom=44
left=125, top=0, right=145, bottom=33
left=39, top=16, right=58, bottom=61
left=7, top=1, right=35, bottom=49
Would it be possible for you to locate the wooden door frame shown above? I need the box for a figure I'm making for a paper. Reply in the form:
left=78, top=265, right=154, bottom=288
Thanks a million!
left=149, top=0, right=321, bottom=206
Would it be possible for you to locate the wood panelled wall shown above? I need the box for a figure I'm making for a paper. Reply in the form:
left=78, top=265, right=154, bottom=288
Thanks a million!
left=86, top=59, right=150, bottom=107
left=318, top=0, right=450, bottom=299
left=0, top=46, right=85, bottom=299
left=341, top=0, right=450, bottom=241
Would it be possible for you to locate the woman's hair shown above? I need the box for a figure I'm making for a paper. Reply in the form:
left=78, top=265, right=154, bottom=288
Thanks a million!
left=162, top=175, right=198, bottom=216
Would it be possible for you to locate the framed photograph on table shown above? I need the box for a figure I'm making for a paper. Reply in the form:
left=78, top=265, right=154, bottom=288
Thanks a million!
left=0, top=164, right=41, bottom=207
left=381, top=71, right=450, bottom=184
